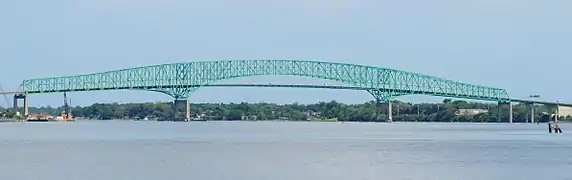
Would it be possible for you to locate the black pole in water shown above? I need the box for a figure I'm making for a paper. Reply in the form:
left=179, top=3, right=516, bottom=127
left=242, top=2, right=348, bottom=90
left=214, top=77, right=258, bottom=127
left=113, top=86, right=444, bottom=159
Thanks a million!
left=555, top=121, right=563, bottom=133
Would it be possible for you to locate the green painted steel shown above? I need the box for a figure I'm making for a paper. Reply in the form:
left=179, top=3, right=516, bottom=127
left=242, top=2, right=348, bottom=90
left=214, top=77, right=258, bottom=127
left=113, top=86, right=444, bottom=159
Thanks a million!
left=19, top=60, right=510, bottom=102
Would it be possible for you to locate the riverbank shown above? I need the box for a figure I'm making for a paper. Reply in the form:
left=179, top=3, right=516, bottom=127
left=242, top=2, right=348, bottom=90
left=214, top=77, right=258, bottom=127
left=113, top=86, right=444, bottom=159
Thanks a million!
left=0, top=119, right=19, bottom=123
left=16, top=99, right=571, bottom=123
left=1, top=118, right=568, bottom=124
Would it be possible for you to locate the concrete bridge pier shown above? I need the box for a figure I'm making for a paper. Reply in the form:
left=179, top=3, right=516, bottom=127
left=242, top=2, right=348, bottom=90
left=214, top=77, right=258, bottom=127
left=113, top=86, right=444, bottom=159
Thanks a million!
left=367, top=89, right=393, bottom=123
left=530, top=104, right=535, bottom=123
left=172, top=99, right=191, bottom=121
left=387, top=100, right=392, bottom=123
left=12, top=94, right=28, bottom=117
left=555, top=105, right=559, bottom=122
left=374, top=100, right=380, bottom=121
left=186, top=99, right=190, bottom=121
left=497, top=103, right=501, bottom=122
left=496, top=102, right=513, bottom=123
left=524, top=103, right=535, bottom=123
left=373, top=100, right=392, bottom=123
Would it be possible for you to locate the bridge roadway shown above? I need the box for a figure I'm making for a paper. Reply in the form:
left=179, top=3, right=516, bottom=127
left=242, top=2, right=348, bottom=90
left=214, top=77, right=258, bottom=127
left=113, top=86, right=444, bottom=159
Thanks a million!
left=3, top=59, right=570, bottom=123
left=2, top=83, right=569, bottom=124
left=1, top=83, right=569, bottom=107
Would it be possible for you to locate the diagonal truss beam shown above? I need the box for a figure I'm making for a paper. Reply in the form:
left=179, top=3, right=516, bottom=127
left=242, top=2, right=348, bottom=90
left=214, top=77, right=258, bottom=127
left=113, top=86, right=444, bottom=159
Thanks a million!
left=18, top=60, right=511, bottom=102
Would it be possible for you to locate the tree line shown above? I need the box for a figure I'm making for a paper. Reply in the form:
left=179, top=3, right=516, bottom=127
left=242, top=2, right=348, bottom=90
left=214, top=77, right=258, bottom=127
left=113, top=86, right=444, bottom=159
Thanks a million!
left=1, top=99, right=569, bottom=122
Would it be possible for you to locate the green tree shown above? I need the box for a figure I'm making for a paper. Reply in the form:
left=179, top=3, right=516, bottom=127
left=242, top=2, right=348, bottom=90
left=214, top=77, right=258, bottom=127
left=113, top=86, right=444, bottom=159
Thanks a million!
left=19, top=99, right=564, bottom=123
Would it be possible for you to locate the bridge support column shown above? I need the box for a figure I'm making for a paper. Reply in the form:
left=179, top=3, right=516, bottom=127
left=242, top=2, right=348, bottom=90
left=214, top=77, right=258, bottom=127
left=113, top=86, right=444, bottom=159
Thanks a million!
left=497, top=103, right=501, bottom=122
left=524, top=104, right=529, bottom=123
left=387, top=101, right=393, bottom=123
left=374, top=100, right=381, bottom=121
left=186, top=99, right=191, bottom=121
left=24, top=96, right=28, bottom=117
left=172, top=99, right=189, bottom=121
left=12, top=94, right=28, bottom=117
left=555, top=105, right=559, bottom=122
left=496, top=102, right=512, bottom=123
left=373, top=100, right=392, bottom=122
left=530, top=104, right=535, bottom=123
left=12, top=95, right=18, bottom=114
left=156, top=87, right=198, bottom=121
left=367, top=89, right=401, bottom=123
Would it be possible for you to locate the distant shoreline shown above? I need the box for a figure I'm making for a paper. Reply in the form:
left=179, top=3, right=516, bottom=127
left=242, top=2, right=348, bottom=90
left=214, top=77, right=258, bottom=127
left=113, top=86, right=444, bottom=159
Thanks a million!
left=0, top=119, right=19, bottom=123
left=1, top=118, right=568, bottom=124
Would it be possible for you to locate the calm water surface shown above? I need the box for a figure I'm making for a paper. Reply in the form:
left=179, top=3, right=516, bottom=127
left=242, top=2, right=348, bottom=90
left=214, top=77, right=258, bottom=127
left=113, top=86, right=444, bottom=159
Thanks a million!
left=0, top=121, right=571, bottom=180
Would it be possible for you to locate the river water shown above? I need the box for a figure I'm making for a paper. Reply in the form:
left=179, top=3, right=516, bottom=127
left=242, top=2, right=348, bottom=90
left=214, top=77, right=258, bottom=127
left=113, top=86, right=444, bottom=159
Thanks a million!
left=0, top=121, right=570, bottom=180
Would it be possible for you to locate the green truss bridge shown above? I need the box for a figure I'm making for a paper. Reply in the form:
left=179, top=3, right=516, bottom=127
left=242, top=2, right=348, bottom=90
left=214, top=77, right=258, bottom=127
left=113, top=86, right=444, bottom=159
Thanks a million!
left=4, top=59, right=569, bottom=123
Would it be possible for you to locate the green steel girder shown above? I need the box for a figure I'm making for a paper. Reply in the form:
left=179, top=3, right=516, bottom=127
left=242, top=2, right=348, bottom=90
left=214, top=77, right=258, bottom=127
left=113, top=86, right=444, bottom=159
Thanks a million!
left=367, top=89, right=406, bottom=102
left=148, top=87, right=198, bottom=100
left=19, top=60, right=511, bottom=101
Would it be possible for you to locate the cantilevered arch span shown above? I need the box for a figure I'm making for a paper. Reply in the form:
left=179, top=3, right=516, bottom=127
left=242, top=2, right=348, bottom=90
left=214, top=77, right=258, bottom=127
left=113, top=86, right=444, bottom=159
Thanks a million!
left=20, top=60, right=510, bottom=101
left=16, top=60, right=514, bottom=122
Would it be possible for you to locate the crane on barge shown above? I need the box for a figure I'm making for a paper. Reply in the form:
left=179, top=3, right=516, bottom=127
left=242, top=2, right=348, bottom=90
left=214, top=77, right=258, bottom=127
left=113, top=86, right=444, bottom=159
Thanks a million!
left=60, top=92, right=74, bottom=121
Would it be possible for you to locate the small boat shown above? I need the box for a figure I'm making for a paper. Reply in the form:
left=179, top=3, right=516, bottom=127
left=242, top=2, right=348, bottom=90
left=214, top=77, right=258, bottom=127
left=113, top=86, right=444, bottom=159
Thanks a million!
left=26, top=114, right=53, bottom=122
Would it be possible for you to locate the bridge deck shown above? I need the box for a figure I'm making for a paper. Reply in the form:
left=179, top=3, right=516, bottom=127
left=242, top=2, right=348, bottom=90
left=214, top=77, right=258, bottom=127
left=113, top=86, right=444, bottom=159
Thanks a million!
left=1, top=83, right=570, bottom=106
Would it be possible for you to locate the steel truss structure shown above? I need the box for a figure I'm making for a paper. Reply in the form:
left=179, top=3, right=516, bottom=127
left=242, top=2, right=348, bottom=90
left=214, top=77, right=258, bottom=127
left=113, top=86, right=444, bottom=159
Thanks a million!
left=19, top=60, right=510, bottom=102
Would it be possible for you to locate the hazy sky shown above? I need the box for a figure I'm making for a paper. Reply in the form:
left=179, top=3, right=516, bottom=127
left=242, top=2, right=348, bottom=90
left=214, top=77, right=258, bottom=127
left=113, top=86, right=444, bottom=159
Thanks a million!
left=1, top=0, right=571, bottom=107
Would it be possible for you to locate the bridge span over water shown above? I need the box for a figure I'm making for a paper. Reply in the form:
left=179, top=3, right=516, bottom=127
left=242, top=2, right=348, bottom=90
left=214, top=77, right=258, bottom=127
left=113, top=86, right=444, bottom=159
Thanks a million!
left=2, top=59, right=569, bottom=123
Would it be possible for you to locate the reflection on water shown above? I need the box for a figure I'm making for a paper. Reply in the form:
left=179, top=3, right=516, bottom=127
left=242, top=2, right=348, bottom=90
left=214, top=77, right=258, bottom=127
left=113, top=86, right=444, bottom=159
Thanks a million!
left=0, top=121, right=570, bottom=180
